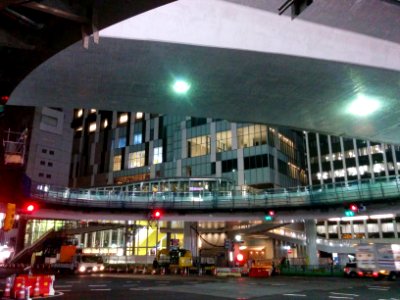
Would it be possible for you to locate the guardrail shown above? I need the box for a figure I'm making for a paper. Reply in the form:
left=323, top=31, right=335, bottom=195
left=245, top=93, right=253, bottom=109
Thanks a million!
left=31, top=176, right=400, bottom=210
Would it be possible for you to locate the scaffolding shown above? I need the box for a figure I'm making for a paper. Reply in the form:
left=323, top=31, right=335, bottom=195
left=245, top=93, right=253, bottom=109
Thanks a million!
left=2, top=128, right=28, bottom=166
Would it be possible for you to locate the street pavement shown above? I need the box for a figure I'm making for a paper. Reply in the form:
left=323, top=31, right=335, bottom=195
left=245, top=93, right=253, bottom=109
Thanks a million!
left=1, top=272, right=399, bottom=299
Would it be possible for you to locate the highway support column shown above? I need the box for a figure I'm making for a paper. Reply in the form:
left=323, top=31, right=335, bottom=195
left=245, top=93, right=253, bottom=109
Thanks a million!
left=183, top=222, right=198, bottom=257
left=304, top=219, right=318, bottom=266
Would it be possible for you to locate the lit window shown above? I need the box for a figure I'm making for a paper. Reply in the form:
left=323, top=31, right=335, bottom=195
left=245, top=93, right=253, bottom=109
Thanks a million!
left=216, top=131, right=232, bottom=152
left=103, top=119, right=108, bottom=128
left=119, top=113, right=128, bottom=124
left=128, top=151, right=145, bottom=168
left=187, top=135, right=210, bottom=158
left=89, top=122, right=96, bottom=132
left=153, top=147, right=163, bottom=164
left=76, top=109, right=83, bottom=118
left=237, top=125, right=267, bottom=148
left=133, top=133, right=142, bottom=145
left=118, top=137, right=126, bottom=148
left=76, top=126, right=83, bottom=132
left=136, top=112, right=143, bottom=119
left=113, top=155, right=122, bottom=171
left=90, top=109, right=96, bottom=113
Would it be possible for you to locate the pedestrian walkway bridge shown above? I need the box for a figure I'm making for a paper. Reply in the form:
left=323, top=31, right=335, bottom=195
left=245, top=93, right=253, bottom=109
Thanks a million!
left=31, top=176, right=400, bottom=212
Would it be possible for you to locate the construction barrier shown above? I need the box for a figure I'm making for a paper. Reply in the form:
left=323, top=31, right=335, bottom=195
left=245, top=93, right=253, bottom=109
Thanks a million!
left=214, top=267, right=241, bottom=277
left=249, top=267, right=271, bottom=278
left=4, top=276, right=12, bottom=298
left=12, top=275, right=55, bottom=298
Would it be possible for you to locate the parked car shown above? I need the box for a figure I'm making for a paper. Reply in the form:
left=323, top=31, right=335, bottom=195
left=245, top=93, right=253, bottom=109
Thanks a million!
left=344, top=262, right=360, bottom=278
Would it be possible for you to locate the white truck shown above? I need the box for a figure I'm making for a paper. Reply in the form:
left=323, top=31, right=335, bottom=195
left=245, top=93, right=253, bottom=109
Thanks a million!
left=44, top=245, right=105, bottom=274
left=356, top=243, right=400, bottom=281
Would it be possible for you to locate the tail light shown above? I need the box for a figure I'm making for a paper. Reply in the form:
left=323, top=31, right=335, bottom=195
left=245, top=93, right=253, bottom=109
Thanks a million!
left=344, top=267, right=349, bottom=273
left=357, top=271, right=363, bottom=277
left=372, top=272, right=379, bottom=277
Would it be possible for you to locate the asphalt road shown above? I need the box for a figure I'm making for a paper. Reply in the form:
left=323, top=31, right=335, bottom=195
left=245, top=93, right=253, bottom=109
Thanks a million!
left=1, top=273, right=400, bottom=299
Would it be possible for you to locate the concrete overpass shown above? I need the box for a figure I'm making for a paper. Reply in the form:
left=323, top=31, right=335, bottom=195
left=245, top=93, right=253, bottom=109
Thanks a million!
left=6, top=0, right=400, bottom=144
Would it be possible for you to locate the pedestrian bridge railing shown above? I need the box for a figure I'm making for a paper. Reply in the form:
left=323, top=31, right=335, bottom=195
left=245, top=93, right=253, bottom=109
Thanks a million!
left=31, top=176, right=400, bottom=210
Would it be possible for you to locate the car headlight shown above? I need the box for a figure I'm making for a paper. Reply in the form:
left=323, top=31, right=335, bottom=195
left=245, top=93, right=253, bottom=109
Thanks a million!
left=79, top=266, right=86, bottom=273
left=93, top=266, right=98, bottom=272
left=100, top=265, right=105, bottom=271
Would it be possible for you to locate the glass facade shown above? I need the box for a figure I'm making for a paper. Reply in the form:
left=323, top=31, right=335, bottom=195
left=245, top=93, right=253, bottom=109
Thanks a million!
left=70, top=111, right=306, bottom=189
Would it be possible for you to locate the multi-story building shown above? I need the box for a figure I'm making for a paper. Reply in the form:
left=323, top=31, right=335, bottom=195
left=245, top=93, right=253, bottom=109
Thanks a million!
left=70, top=110, right=307, bottom=190
left=305, top=132, right=400, bottom=244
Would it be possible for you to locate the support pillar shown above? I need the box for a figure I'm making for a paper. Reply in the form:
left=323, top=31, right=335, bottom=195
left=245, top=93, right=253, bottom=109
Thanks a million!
left=183, top=222, right=198, bottom=257
left=304, top=219, right=318, bottom=266
left=15, top=217, right=28, bottom=255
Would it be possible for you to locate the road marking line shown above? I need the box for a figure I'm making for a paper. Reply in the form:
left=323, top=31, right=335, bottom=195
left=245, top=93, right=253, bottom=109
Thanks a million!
left=123, top=284, right=138, bottom=287
left=90, top=288, right=111, bottom=291
left=368, top=288, right=390, bottom=291
left=271, top=283, right=287, bottom=286
left=129, top=288, right=150, bottom=291
left=56, top=289, right=71, bottom=292
left=283, top=294, right=307, bottom=297
left=54, top=285, right=72, bottom=288
left=367, top=286, right=389, bottom=289
left=330, top=292, right=359, bottom=297
left=329, top=296, right=353, bottom=299
left=89, top=284, right=107, bottom=287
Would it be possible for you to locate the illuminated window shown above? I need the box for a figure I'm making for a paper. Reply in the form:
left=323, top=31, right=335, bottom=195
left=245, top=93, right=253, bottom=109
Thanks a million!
left=216, top=131, right=232, bottom=152
left=113, top=155, right=122, bottom=171
left=76, top=109, right=83, bottom=118
left=103, top=119, right=108, bottom=128
left=89, top=122, right=96, bottom=132
left=187, top=135, right=210, bottom=158
left=118, top=137, right=126, bottom=148
left=237, top=125, right=267, bottom=148
left=76, top=126, right=83, bottom=132
left=133, top=133, right=142, bottom=145
left=136, top=112, right=143, bottom=119
left=119, top=113, right=128, bottom=124
left=153, top=147, right=163, bottom=164
left=90, top=109, right=96, bottom=113
left=128, top=151, right=145, bottom=168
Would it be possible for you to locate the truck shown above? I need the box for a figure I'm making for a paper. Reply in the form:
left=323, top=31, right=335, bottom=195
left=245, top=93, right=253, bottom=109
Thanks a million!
left=356, top=243, right=400, bottom=281
left=157, top=248, right=193, bottom=274
left=43, top=245, right=105, bottom=274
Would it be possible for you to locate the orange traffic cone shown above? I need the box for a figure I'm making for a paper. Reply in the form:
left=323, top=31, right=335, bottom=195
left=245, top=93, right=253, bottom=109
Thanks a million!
left=17, top=279, right=25, bottom=300
left=4, top=276, right=11, bottom=297
left=33, top=277, right=40, bottom=297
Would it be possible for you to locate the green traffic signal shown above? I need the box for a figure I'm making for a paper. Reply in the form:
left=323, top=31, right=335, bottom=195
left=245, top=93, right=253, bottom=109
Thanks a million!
left=344, top=210, right=355, bottom=217
left=264, top=215, right=273, bottom=221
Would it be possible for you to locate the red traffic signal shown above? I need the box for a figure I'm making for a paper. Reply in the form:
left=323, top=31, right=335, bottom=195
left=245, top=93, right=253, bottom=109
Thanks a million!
left=268, top=210, right=275, bottom=216
left=23, top=203, right=38, bottom=213
left=349, top=204, right=358, bottom=212
left=236, top=253, right=244, bottom=262
left=152, top=209, right=162, bottom=219
left=0, top=95, right=9, bottom=104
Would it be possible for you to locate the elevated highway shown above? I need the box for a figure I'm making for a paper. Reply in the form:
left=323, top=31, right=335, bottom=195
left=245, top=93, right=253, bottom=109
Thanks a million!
left=6, top=0, right=400, bottom=144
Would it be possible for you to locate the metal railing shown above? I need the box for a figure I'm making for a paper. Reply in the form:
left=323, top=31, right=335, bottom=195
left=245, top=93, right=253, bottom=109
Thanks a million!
left=31, top=175, right=400, bottom=210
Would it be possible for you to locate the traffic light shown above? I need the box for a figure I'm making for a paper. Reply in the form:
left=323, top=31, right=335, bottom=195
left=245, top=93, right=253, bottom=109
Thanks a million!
left=265, top=210, right=275, bottom=221
left=236, top=253, right=244, bottom=263
left=0, top=95, right=9, bottom=116
left=344, top=204, right=358, bottom=217
left=3, top=203, right=16, bottom=231
left=151, top=209, right=162, bottom=220
left=23, top=202, right=38, bottom=214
